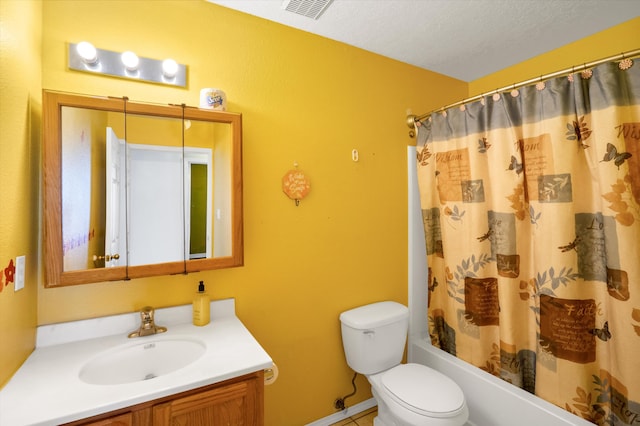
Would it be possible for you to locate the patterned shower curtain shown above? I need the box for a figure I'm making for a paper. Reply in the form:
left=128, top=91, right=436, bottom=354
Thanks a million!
left=416, top=58, right=640, bottom=425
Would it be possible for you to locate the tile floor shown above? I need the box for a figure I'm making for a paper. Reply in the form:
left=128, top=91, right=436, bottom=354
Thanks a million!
left=329, top=407, right=377, bottom=426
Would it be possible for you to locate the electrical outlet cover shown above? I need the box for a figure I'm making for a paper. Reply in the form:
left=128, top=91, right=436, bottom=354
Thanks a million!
left=15, top=256, right=25, bottom=291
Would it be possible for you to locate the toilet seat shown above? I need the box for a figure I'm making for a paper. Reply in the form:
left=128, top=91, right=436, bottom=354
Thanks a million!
left=379, top=363, right=466, bottom=418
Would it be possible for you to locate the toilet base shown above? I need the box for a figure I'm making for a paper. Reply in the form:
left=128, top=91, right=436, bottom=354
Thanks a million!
left=371, top=386, right=401, bottom=426
left=367, top=371, right=468, bottom=426
left=374, top=416, right=388, bottom=426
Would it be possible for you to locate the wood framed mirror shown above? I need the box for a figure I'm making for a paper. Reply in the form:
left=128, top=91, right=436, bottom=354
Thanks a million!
left=43, top=90, right=243, bottom=287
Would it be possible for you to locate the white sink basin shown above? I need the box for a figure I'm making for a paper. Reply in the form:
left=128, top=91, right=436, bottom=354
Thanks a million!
left=79, top=337, right=206, bottom=385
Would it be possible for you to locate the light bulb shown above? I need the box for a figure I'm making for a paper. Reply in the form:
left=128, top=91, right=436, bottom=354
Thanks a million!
left=162, top=59, right=179, bottom=78
left=76, top=41, right=98, bottom=64
left=121, top=51, right=139, bottom=71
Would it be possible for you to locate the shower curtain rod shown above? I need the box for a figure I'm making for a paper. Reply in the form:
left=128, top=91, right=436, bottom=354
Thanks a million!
left=406, top=48, right=640, bottom=133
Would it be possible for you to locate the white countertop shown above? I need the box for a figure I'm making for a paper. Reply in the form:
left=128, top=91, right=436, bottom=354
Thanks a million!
left=0, top=298, right=272, bottom=426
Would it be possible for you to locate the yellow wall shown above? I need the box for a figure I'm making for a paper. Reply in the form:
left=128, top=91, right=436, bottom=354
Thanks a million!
left=470, top=17, right=640, bottom=96
left=0, top=0, right=41, bottom=388
left=1, top=0, right=636, bottom=423
left=31, top=1, right=464, bottom=424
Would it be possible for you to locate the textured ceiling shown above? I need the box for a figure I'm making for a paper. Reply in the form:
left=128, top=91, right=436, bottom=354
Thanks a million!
left=208, top=0, right=639, bottom=82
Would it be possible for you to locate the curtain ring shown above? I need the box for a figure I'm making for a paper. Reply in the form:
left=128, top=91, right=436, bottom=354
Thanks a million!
left=510, top=83, right=519, bottom=97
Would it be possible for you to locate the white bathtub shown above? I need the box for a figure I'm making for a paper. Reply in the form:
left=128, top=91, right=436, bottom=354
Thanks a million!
left=407, top=340, right=592, bottom=426
left=407, top=147, right=593, bottom=426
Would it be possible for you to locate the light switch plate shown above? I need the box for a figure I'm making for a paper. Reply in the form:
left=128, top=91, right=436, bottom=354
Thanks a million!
left=15, top=255, right=25, bottom=291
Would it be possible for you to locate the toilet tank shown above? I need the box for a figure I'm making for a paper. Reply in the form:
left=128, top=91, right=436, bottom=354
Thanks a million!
left=339, top=301, right=409, bottom=375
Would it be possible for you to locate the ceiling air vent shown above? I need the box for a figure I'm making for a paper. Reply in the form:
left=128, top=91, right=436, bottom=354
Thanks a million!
left=282, top=0, right=334, bottom=20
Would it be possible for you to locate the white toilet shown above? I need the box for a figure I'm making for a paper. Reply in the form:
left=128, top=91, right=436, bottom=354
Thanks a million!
left=340, top=301, right=468, bottom=426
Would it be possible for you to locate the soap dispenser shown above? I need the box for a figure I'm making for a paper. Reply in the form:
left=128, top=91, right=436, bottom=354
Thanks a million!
left=193, top=281, right=210, bottom=326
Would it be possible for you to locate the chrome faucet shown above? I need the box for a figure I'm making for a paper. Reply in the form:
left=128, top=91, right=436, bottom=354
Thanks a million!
left=128, top=306, right=167, bottom=338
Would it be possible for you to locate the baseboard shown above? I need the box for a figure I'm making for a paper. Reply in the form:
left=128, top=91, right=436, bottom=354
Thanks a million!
left=305, top=398, right=377, bottom=426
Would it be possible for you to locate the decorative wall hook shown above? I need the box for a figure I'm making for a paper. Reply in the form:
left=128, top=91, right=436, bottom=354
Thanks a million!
left=282, top=164, right=310, bottom=206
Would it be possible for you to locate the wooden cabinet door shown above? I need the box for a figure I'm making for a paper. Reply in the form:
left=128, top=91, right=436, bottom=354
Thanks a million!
left=78, top=412, right=133, bottom=426
left=153, top=375, right=263, bottom=426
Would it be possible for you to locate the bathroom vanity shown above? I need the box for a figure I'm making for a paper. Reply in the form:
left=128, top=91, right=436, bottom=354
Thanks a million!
left=65, top=371, right=263, bottom=425
left=0, top=299, right=272, bottom=426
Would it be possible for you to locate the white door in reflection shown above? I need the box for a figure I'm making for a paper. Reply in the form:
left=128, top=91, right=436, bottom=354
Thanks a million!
left=105, top=128, right=126, bottom=267
left=105, top=132, right=212, bottom=267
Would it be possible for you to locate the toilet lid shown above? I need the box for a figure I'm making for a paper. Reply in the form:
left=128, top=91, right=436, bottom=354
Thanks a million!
left=381, top=364, right=465, bottom=418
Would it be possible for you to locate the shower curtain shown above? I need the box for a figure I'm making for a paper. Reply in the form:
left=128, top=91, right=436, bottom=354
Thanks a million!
left=416, top=58, right=640, bottom=425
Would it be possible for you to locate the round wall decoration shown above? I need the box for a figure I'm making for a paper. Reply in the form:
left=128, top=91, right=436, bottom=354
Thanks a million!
left=282, top=168, right=310, bottom=206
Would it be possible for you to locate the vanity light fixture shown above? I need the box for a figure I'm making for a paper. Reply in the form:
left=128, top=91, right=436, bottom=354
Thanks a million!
left=162, top=59, right=179, bottom=79
left=68, top=41, right=187, bottom=87
left=121, top=51, right=140, bottom=72
left=76, top=41, right=98, bottom=65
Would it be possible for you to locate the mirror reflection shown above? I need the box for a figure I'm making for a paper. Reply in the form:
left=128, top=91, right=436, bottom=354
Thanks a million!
left=61, top=106, right=121, bottom=271
left=120, top=113, right=186, bottom=267
left=185, top=119, right=233, bottom=259
left=45, top=91, right=243, bottom=287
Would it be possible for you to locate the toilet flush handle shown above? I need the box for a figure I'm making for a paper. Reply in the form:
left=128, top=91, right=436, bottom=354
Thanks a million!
left=363, top=330, right=375, bottom=338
